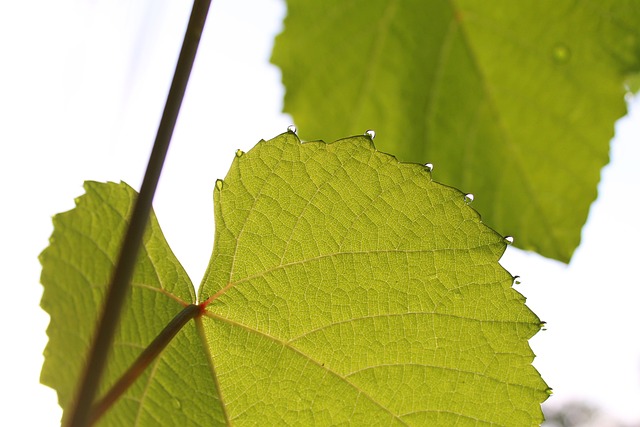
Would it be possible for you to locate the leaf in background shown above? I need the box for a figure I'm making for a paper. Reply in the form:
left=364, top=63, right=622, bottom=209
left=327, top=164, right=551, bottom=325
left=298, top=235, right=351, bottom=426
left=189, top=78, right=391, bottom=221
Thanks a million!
left=42, top=133, right=548, bottom=425
left=271, top=0, right=640, bottom=262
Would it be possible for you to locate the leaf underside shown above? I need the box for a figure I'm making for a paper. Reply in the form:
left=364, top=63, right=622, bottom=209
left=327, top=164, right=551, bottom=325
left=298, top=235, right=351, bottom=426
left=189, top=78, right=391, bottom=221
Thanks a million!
left=41, top=133, right=548, bottom=426
left=271, top=0, right=640, bottom=262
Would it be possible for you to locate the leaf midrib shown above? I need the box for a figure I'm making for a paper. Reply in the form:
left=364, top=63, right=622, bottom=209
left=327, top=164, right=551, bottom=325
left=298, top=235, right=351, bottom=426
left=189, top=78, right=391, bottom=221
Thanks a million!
left=204, top=246, right=496, bottom=307
left=447, top=0, right=563, bottom=255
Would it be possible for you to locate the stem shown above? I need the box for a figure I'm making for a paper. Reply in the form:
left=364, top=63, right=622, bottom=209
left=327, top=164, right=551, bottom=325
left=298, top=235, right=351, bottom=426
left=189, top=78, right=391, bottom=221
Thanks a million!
left=89, top=304, right=203, bottom=425
left=66, top=1, right=212, bottom=426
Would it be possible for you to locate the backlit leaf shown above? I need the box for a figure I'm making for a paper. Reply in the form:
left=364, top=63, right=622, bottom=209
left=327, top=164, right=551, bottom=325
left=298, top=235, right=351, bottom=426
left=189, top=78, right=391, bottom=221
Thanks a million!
left=41, top=133, right=548, bottom=425
left=271, top=0, right=640, bottom=261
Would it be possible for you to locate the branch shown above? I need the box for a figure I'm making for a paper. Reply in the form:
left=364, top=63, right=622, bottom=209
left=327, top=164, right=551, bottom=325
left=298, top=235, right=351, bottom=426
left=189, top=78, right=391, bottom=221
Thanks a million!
left=65, top=1, right=212, bottom=425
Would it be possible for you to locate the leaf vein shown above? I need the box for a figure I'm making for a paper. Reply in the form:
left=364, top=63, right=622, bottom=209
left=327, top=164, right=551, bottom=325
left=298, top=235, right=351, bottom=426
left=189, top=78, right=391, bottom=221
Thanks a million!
left=205, top=313, right=409, bottom=426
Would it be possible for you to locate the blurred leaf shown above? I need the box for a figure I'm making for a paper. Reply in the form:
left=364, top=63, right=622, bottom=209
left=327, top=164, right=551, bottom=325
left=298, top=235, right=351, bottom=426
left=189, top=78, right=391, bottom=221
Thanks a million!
left=625, top=72, right=640, bottom=94
left=272, top=0, right=640, bottom=262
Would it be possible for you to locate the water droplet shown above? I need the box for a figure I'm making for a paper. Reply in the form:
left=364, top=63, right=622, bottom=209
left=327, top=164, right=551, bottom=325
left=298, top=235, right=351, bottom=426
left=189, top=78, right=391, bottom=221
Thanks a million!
left=504, top=236, right=514, bottom=245
left=512, top=276, right=521, bottom=285
left=546, top=387, right=554, bottom=396
left=215, top=179, right=224, bottom=191
left=540, top=321, right=547, bottom=331
left=235, top=149, right=244, bottom=158
left=552, top=44, right=571, bottom=63
left=172, top=398, right=182, bottom=409
left=365, top=129, right=376, bottom=139
left=424, top=163, right=433, bottom=172
left=287, top=124, right=297, bottom=134
left=464, top=193, right=474, bottom=204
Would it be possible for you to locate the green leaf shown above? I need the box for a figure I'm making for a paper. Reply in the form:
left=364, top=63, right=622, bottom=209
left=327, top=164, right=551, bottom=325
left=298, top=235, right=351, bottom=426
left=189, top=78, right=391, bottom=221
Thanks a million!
left=41, top=133, right=548, bottom=425
left=39, top=182, right=226, bottom=425
left=271, top=0, right=640, bottom=262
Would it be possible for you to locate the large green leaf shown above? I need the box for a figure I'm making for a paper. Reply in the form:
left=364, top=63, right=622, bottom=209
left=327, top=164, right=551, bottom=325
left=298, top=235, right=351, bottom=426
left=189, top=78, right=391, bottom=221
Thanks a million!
left=271, top=0, right=640, bottom=262
left=41, top=133, right=548, bottom=425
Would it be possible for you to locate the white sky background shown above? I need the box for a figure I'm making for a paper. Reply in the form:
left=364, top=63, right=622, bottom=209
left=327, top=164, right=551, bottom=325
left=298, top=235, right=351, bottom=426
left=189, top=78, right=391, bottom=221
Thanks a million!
left=0, top=1, right=638, bottom=425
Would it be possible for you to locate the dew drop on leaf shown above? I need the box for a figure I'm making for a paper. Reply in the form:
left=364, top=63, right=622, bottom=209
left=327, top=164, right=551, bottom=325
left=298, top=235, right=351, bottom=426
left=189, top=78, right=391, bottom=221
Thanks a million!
left=504, top=236, right=514, bottom=245
left=287, top=124, right=297, bottom=134
left=513, top=275, right=521, bottom=285
left=552, top=43, right=571, bottom=63
left=216, top=179, right=224, bottom=191
left=172, top=398, right=182, bottom=410
left=424, top=163, right=433, bottom=172
left=464, top=193, right=474, bottom=204
left=235, top=149, right=244, bottom=158
left=365, top=129, right=376, bottom=139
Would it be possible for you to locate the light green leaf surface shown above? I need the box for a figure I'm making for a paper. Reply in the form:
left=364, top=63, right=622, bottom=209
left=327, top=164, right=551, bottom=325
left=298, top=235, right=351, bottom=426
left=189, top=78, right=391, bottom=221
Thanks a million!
left=40, top=182, right=226, bottom=426
left=41, top=133, right=548, bottom=425
left=271, top=0, right=640, bottom=262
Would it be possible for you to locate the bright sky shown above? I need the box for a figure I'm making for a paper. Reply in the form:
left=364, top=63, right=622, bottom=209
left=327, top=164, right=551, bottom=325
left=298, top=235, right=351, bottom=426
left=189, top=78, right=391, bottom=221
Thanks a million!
left=1, top=1, right=638, bottom=425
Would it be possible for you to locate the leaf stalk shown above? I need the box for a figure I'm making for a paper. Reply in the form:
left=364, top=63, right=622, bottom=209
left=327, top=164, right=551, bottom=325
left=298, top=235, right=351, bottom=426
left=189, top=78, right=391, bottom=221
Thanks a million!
left=88, top=304, right=203, bottom=425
